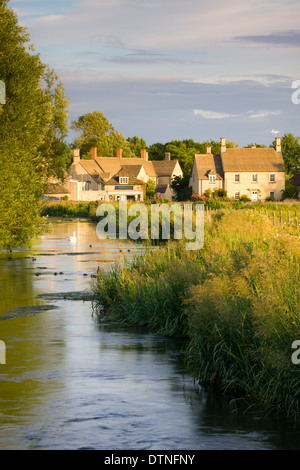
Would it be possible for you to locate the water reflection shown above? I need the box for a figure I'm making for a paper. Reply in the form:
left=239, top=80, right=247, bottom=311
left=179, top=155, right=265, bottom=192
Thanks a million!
left=0, top=220, right=300, bottom=450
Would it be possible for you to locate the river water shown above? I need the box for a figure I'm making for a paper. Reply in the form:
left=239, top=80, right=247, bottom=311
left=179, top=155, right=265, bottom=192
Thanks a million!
left=0, top=219, right=299, bottom=450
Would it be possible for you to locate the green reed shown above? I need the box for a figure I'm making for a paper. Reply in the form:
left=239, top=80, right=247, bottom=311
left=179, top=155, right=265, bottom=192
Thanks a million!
left=93, top=209, right=300, bottom=422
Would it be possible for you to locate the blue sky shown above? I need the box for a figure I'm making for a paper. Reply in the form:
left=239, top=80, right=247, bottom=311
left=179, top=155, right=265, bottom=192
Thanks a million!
left=9, top=0, right=300, bottom=147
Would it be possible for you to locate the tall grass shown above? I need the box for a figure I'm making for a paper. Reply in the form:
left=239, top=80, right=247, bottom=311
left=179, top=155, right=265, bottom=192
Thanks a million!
left=93, top=210, right=300, bottom=422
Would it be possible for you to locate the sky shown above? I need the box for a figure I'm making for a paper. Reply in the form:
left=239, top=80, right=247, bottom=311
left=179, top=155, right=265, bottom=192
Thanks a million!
left=9, top=0, right=300, bottom=147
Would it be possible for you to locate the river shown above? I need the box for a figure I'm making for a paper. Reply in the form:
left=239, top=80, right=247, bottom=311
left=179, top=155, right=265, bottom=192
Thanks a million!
left=0, top=219, right=299, bottom=450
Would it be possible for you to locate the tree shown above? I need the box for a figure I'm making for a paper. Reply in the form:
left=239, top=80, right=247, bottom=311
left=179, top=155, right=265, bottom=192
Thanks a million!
left=127, top=136, right=147, bottom=157
left=271, top=133, right=300, bottom=175
left=0, top=1, right=69, bottom=250
left=71, top=111, right=135, bottom=158
left=38, top=68, right=70, bottom=181
left=145, top=179, right=156, bottom=199
left=170, top=175, right=192, bottom=201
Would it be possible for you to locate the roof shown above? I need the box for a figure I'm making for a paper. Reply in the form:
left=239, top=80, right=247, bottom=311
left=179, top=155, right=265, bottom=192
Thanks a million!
left=221, top=148, right=285, bottom=172
left=69, top=156, right=181, bottom=187
left=79, top=159, right=103, bottom=183
left=194, top=154, right=223, bottom=180
left=104, top=167, right=145, bottom=186
left=155, top=185, right=168, bottom=193
left=45, top=182, right=69, bottom=194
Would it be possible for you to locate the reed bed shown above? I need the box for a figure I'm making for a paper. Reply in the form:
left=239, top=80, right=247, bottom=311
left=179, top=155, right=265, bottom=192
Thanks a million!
left=93, top=209, right=300, bottom=422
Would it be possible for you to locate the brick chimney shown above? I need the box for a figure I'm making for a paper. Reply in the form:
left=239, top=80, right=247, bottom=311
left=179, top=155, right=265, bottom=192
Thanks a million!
left=73, top=149, right=80, bottom=163
left=117, top=148, right=123, bottom=159
left=275, top=137, right=281, bottom=152
left=91, top=147, right=97, bottom=160
left=206, top=146, right=211, bottom=154
left=165, top=152, right=171, bottom=161
left=220, top=137, right=226, bottom=154
left=141, top=149, right=148, bottom=161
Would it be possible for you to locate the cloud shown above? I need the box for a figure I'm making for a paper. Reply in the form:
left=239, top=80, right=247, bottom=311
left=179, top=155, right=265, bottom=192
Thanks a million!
left=193, top=109, right=241, bottom=119
left=247, top=110, right=281, bottom=119
left=235, top=30, right=300, bottom=47
left=193, top=108, right=281, bottom=120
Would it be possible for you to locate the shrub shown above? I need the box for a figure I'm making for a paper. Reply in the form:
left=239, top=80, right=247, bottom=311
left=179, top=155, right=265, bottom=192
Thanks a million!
left=240, top=194, right=251, bottom=202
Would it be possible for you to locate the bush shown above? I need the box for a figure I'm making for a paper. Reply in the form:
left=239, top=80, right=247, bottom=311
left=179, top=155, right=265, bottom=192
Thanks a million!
left=240, top=194, right=251, bottom=202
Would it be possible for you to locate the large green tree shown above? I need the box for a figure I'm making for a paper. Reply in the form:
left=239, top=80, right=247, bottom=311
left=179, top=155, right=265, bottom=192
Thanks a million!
left=271, top=133, right=300, bottom=175
left=71, top=112, right=135, bottom=158
left=0, top=0, right=69, bottom=250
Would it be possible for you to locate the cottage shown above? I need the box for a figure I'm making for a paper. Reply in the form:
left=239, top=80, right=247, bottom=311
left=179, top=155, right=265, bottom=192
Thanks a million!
left=190, top=137, right=285, bottom=201
left=62, top=147, right=182, bottom=202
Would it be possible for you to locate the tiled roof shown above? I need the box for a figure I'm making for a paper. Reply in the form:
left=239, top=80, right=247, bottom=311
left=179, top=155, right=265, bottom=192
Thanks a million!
left=221, top=148, right=285, bottom=172
left=194, top=154, right=223, bottom=180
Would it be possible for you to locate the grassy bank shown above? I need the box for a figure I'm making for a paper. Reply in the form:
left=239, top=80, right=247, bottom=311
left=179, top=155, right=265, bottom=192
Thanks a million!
left=92, top=210, right=300, bottom=422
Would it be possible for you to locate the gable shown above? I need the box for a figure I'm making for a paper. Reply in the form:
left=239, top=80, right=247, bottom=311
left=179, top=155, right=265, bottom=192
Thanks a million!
left=194, top=154, right=223, bottom=180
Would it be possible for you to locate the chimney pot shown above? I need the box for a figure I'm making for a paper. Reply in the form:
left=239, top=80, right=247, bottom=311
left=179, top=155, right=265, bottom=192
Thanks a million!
left=117, top=148, right=123, bottom=158
left=73, top=149, right=80, bottom=163
left=206, top=146, right=211, bottom=154
left=275, top=137, right=281, bottom=152
left=91, top=147, right=97, bottom=160
left=141, top=149, right=148, bottom=161
left=165, top=152, right=171, bottom=161
left=220, top=137, right=226, bottom=154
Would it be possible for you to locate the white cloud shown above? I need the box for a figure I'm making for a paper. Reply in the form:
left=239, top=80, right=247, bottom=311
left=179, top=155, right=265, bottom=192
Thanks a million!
left=247, top=110, right=281, bottom=119
left=193, top=109, right=241, bottom=119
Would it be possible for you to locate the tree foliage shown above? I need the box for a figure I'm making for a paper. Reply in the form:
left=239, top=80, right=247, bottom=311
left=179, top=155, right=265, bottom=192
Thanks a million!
left=148, top=139, right=239, bottom=175
left=170, top=175, right=192, bottom=201
left=71, top=112, right=136, bottom=158
left=271, top=133, right=300, bottom=175
left=0, top=0, right=69, bottom=249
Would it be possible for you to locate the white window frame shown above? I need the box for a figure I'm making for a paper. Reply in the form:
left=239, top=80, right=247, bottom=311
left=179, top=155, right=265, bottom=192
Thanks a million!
left=269, top=191, right=275, bottom=199
left=269, top=173, right=276, bottom=183
left=209, top=174, right=216, bottom=183
left=119, top=176, right=129, bottom=184
left=234, top=191, right=240, bottom=200
left=234, top=173, right=240, bottom=183
left=251, top=173, right=258, bottom=183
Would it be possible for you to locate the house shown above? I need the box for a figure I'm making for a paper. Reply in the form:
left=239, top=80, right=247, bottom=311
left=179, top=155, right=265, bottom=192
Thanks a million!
left=62, top=147, right=183, bottom=202
left=190, top=137, right=285, bottom=201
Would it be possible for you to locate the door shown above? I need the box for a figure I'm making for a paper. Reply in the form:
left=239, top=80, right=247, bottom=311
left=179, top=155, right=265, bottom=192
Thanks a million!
left=251, top=191, right=258, bottom=201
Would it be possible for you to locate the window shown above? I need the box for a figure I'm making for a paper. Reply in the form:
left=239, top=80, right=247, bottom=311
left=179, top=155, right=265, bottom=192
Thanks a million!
left=269, top=191, right=275, bottom=199
left=234, top=173, right=240, bottom=183
left=192, top=173, right=195, bottom=183
left=209, top=174, right=216, bottom=183
left=251, top=173, right=258, bottom=183
left=234, top=191, right=240, bottom=200
left=269, top=173, right=276, bottom=183
left=119, top=176, right=129, bottom=184
left=85, top=181, right=91, bottom=191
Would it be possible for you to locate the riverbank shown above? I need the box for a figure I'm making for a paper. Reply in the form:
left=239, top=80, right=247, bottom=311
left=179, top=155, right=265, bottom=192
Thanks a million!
left=92, top=209, right=300, bottom=423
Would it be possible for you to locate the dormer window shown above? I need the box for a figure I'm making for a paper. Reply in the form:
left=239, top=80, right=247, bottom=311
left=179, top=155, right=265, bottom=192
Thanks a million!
left=119, top=176, right=129, bottom=184
left=209, top=175, right=216, bottom=183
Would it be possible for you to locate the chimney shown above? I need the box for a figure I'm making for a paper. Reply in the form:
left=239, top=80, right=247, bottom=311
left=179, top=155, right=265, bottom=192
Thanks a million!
left=275, top=137, right=281, bottom=152
left=73, top=148, right=80, bottom=163
left=206, top=146, right=211, bottom=154
left=117, top=148, right=123, bottom=159
left=220, top=137, right=226, bottom=154
left=91, top=147, right=97, bottom=160
left=165, top=152, right=171, bottom=161
left=141, top=149, right=148, bottom=161
left=251, top=145, right=256, bottom=149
